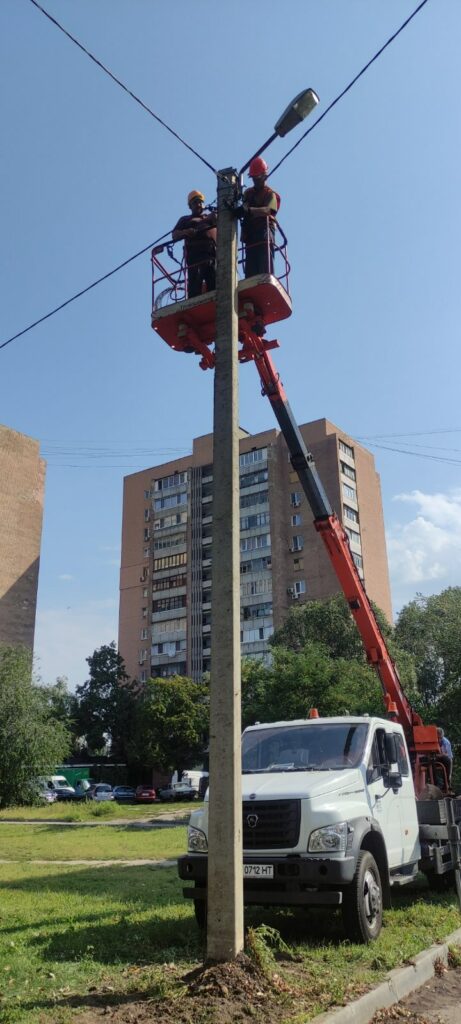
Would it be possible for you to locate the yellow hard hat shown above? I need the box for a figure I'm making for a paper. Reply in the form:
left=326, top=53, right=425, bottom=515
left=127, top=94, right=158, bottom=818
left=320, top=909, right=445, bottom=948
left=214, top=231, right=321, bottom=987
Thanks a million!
left=188, top=190, right=205, bottom=206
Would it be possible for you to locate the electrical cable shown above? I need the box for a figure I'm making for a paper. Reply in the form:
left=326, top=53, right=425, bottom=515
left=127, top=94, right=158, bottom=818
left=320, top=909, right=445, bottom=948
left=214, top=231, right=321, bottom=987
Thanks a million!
left=28, top=0, right=217, bottom=175
left=366, top=442, right=461, bottom=467
left=2, top=0, right=432, bottom=352
left=0, top=231, right=171, bottom=351
left=270, top=0, right=430, bottom=176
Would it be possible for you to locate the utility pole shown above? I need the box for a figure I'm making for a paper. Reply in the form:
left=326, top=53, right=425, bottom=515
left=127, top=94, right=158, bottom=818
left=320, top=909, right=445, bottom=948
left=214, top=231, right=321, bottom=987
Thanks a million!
left=207, top=167, right=244, bottom=961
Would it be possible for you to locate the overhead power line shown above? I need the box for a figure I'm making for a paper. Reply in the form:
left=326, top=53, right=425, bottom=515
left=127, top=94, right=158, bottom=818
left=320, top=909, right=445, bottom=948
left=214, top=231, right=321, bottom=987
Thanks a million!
left=271, top=0, right=430, bottom=175
left=0, top=232, right=170, bottom=351
left=28, top=0, right=217, bottom=175
left=3, top=0, right=431, bottom=352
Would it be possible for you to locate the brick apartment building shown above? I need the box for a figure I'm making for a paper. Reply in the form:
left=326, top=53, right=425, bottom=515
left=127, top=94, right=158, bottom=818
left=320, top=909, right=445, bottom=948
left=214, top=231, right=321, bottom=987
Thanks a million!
left=118, top=418, right=392, bottom=683
left=0, top=424, right=46, bottom=649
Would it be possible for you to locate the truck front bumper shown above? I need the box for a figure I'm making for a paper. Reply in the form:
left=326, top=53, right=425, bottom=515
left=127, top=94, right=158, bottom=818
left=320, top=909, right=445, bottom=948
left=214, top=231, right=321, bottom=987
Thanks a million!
left=178, top=852, right=357, bottom=908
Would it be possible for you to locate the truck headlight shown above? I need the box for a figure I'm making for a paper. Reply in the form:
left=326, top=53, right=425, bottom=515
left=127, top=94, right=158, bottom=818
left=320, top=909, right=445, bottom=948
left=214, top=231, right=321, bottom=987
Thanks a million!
left=308, top=821, right=348, bottom=853
left=188, top=826, right=208, bottom=853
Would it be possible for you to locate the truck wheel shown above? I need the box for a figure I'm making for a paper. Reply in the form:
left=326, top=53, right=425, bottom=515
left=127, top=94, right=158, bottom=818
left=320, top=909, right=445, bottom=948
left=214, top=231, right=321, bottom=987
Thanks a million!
left=342, top=850, right=383, bottom=943
left=193, top=885, right=207, bottom=930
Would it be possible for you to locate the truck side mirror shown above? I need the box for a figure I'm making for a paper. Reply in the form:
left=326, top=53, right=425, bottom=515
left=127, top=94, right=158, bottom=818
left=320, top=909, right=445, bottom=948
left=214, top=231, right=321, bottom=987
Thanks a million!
left=384, top=734, right=402, bottom=789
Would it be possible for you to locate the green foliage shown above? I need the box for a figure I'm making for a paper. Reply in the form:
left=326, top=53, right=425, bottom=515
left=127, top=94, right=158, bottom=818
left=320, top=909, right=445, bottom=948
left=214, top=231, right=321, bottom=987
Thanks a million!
left=242, top=644, right=383, bottom=728
left=395, top=588, right=461, bottom=748
left=75, top=642, right=137, bottom=757
left=0, top=645, right=70, bottom=807
left=128, top=675, right=209, bottom=775
left=243, top=594, right=417, bottom=727
left=245, top=923, right=292, bottom=974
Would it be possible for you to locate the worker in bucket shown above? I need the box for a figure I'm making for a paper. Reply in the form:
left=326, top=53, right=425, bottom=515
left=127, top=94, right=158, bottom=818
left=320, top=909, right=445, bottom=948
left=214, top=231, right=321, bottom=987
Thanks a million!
left=241, top=157, right=279, bottom=278
left=172, top=191, right=217, bottom=299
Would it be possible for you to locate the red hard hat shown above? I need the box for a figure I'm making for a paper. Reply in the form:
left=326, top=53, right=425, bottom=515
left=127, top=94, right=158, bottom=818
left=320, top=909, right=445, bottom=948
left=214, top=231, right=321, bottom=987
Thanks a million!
left=249, top=156, right=268, bottom=178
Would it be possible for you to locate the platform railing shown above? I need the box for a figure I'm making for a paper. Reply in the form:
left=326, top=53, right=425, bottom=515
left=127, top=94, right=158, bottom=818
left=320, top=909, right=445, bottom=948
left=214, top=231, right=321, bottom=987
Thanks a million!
left=151, top=220, right=290, bottom=314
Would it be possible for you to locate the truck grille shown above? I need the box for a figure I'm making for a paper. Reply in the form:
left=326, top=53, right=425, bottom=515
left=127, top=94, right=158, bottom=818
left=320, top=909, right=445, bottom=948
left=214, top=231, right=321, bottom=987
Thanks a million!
left=242, top=800, right=301, bottom=850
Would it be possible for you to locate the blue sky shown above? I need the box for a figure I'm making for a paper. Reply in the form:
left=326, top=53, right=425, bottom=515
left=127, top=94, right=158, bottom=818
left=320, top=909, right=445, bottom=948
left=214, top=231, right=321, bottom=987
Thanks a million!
left=1, top=0, right=460, bottom=689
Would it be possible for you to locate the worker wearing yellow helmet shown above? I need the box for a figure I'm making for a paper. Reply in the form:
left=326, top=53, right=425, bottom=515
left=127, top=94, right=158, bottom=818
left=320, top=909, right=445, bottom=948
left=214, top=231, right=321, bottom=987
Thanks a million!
left=172, top=190, right=217, bottom=299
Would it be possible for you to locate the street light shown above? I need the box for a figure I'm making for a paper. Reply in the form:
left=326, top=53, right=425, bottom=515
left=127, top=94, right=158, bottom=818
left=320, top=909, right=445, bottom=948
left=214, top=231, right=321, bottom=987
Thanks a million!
left=239, top=87, right=319, bottom=174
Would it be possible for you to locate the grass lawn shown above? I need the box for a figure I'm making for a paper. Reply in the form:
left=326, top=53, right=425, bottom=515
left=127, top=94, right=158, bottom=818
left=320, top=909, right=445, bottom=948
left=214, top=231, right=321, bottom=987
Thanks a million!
left=0, top=824, right=460, bottom=1024
left=0, top=802, right=197, bottom=823
left=0, top=824, right=187, bottom=861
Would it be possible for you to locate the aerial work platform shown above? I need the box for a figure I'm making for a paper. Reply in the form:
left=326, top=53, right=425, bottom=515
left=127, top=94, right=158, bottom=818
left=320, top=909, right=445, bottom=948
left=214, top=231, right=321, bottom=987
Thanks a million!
left=150, top=228, right=292, bottom=369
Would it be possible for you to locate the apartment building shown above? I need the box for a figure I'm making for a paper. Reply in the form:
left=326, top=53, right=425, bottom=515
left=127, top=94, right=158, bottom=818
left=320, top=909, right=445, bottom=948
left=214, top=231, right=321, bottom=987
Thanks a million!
left=0, top=424, right=46, bottom=649
left=118, top=418, right=392, bottom=682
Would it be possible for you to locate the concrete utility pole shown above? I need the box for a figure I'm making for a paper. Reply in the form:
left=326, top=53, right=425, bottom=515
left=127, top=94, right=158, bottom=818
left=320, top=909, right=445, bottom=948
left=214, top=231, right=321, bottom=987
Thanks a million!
left=207, top=167, right=244, bottom=961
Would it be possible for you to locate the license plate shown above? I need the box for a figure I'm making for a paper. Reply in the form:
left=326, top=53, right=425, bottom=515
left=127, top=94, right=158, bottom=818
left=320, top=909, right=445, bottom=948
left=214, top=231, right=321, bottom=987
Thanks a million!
left=244, top=864, right=274, bottom=878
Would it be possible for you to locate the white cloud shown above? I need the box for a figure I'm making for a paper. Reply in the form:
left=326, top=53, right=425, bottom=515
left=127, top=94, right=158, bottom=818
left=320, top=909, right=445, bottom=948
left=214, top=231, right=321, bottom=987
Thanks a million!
left=58, top=573, right=74, bottom=581
left=34, top=599, right=119, bottom=691
left=387, top=489, right=461, bottom=610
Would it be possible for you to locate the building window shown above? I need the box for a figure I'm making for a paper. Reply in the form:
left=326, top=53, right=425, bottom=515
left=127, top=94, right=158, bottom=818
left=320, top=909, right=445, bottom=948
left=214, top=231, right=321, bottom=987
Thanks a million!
left=352, top=552, right=363, bottom=569
left=293, top=557, right=304, bottom=572
left=240, top=555, right=272, bottom=574
left=144, top=490, right=150, bottom=500
left=144, top=528, right=150, bottom=541
left=139, top=669, right=147, bottom=682
left=291, top=535, right=304, bottom=552
left=240, top=468, right=268, bottom=489
left=152, top=573, right=187, bottom=592
left=143, top=587, right=149, bottom=598
left=240, top=511, right=270, bottom=531
left=344, top=505, right=359, bottom=524
left=140, top=628, right=148, bottom=640
left=239, top=448, right=267, bottom=468
left=153, top=552, right=187, bottom=571
left=240, top=489, right=269, bottom=510
left=154, top=511, right=187, bottom=531
left=340, top=461, right=356, bottom=481
left=242, top=602, right=273, bottom=620
left=293, top=580, right=306, bottom=596
left=345, top=526, right=361, bottom=548
left=240, top=578, right=272, bottom=597
left=142, top=607, right=147, bottom=619
left=289, top=471, right=299, bottom=484
left=152, top=617, right=186, bottom=636
left=144, top=508, right=150, bottom=522
left=152, top=639, right=186, bottom=656
left=143, top=547, right=150, bottom=558
left=291, top=514, right=302, bottom=526
left=241, top=625, right=274, bottom=643
left=152, top=595, right=187, bottom=613
left=153, top=491, right=187, bottom=512
left=153, top=533, right=186, bottom=552
left=240, top=533, right=271, bottom=552
left=342, top=483, right=356, bottom=502
left=339, top=440, right=354, bottom=459
left=154, top=471, right=188, bottom=492
left=290, top=492, right=301, bottom=507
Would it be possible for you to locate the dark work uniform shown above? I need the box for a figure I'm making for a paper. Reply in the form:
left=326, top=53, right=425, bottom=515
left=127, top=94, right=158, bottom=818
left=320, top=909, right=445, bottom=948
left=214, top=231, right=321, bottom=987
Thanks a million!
left=241, top=185, right=278, bottom=278
left=172, top=212, right=217, bottom=298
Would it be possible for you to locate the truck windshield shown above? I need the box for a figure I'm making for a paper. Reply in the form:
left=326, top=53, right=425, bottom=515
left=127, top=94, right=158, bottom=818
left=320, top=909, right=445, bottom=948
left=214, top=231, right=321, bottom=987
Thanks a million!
left=242, top=723, right=369, bottom=773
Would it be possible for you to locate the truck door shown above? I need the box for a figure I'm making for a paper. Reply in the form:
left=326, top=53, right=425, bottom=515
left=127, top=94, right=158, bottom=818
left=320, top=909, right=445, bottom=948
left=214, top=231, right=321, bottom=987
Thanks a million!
left=366, top=728, right=405, bottom=868
left=392, top=730, right=420, bottom=865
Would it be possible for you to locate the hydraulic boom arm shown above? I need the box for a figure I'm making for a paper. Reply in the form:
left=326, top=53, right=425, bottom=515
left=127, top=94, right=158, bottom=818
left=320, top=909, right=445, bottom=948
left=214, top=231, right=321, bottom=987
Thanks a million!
left=240, top=323, right=441, bottom=786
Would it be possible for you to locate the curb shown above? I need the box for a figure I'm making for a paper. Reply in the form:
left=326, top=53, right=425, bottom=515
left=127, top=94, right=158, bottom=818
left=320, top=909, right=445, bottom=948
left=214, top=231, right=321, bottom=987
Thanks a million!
left=312, top=926, right=461, bottom=1024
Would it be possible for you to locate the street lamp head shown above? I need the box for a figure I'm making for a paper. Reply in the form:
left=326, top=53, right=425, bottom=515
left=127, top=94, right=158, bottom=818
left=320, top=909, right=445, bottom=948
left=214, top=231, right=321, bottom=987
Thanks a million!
left=274, top=88, right=319, bottom=138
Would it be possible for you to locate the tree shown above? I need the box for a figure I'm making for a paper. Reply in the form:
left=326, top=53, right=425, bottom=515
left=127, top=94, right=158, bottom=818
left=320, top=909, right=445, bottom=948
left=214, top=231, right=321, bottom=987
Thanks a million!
left=129, top=676, right=209, bottom=776
left=242, top=644, right=384, bottom=728
left=0, top=645, right=70, bottom=807
left=75, top=643, right=137, bottom=757
left=241, top=594, right=420, bottom=727
left=395, top=588, right=461, bottom=743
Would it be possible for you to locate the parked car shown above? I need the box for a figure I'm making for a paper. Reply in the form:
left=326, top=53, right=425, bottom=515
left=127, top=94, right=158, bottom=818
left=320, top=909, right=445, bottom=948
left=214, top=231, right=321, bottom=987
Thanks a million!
left=113, top=786, right=136, bottom=802
left=36, top=785, right=57, bottom=804
left=87, top=784, right=114, bottom=802
left=135, top=784, right=157, bottom=803
left=157, top=781, right=198, bottom=802
left=40, top=775, right=76, bottom=801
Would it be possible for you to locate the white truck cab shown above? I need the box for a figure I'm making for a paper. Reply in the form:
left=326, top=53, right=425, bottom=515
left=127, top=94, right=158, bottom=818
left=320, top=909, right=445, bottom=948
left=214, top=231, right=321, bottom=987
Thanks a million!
left=179, top=716, right=422, bottom=942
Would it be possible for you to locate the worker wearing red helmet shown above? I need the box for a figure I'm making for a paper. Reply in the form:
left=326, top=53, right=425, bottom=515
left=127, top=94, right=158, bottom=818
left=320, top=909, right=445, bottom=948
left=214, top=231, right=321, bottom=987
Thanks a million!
left=172, top=191, right=217, bottom=299
left=241, top=157, right=279, bottom=278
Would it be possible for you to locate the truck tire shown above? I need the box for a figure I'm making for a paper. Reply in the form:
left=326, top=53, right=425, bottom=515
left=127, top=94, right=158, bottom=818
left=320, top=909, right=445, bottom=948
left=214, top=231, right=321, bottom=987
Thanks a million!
left=342, top=850, right=383, bottom=943
left=193, top=885, right=207, bottom=930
